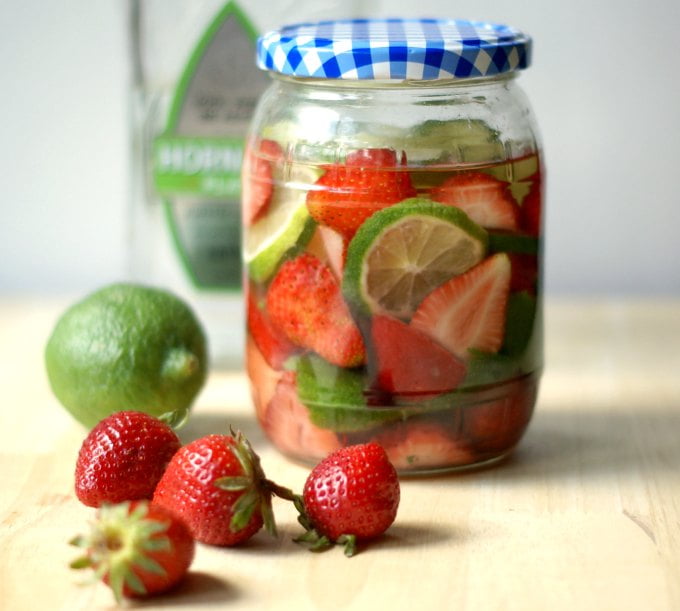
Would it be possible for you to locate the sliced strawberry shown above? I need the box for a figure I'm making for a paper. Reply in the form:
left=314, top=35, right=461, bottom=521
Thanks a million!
left=432, top=172, right=519, bottom=231
left=519, top=174, right=543, bottom=236
left=371, top=315, right=466, bottom=399
left=263, top=371, right=342, bottom=461
left=464, top=375, right=537, bottom=454
left=247, top=289, right=298, bottom=369
left=411, top=253, right=512, bottom=359
left=508, top=253, right=538, bottom=294
left=266, top=253, right=366, bottom=367
left=304, top=224, right=347, bottom=280
left=376, top=420, right=474, bottom=471
left=306, top=148, right=416, bottom=239
left=242, top=138, right=284, bottom=226
left=245, top=334, right=283, bottom=427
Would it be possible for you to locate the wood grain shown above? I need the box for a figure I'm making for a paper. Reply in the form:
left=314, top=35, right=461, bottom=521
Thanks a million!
left=1, top=297, right=679, bottom=610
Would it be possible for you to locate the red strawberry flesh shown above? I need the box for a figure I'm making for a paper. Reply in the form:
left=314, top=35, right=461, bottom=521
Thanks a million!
left=247, top=289, right=298, bottom=370
left=376, top=420, right=474, bottom=471
left=519, top=173, right=543, bottom=236
left=432, top=172, right=519, bottom=231
left=411, top=253, right=512, bottom=359
left=263, top=371, right=342, bottom=461
left=266, top=253, right=366, bottom=367
left=242, top=138, right=283, bottom=226
left=464, top=375, right=537, bottom=454
left=371, top=315, right=466, bottom=398
left=306, top=148, right=416, bottom=239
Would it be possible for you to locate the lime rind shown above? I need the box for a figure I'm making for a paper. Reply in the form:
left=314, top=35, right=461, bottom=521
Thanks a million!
left=44, top=283, right=207, bottom=429
left=343, top=198, right=488, bottom=319
left=244, top=166, right=320, bottom=283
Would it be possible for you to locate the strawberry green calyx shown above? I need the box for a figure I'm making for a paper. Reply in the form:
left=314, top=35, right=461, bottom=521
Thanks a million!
left=214, top=428, right=296, bottom=538
left=292, top=496, right=358, bottom=557
left=70, top=501, right=171, bottom=604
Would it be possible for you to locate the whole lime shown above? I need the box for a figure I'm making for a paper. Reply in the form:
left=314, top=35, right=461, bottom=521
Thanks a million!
left=45, top=283, right=208, bottom=429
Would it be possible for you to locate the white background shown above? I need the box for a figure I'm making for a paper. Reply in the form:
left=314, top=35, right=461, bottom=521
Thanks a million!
left=1, top=0, right=679, bottom=296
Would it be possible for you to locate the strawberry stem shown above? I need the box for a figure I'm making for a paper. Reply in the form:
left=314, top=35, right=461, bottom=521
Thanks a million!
left=262, top=479, right=298, bottom=502
left=216, top=428, right=300, bottom=539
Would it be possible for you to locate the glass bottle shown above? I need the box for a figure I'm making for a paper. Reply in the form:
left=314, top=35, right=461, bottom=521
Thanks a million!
left=127, top=1, right=370, bottom=367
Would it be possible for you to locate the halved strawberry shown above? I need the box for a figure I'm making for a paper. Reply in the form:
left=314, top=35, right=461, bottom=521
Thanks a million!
left=519, top=174, right=543, bottom=236
left=376, top=420, right=474, bottom=471
left=247, top=289, right=298, bottom=370
left=464, top=375, right=537, bottom=454
left=508, top=253, right=538, bottom=294
left=432, top=172, right=519, bottom=231
left=371, top=315, right=466, bottom=399
left=411, top=253, right=512, bottom=359
left=306, top=148, right=417, bottom=239
left=242, top=138, right=284, bottom=226
left=263, top=371, right=342, bottom=461
left=266, top=253, right=366, bottom=367
left=245, top=334, right=283, bottom=427
left=305, top=224, right=347, bottom=280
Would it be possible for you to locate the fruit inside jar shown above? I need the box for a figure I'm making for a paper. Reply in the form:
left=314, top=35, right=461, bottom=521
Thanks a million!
left=243, top=137, right=543, bottom=473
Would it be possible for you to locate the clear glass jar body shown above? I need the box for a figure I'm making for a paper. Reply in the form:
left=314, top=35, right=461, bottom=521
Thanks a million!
left=244, top=73, right=544, bottom=473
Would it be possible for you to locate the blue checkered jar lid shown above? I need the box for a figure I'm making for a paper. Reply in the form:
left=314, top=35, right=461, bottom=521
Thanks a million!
left=256, top=18, right=531, bottom=81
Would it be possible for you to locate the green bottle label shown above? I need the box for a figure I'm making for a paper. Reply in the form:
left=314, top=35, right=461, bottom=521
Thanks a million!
left=151, top=2, right=268, bottom=291
left=153, top=136, right=243, bottom=198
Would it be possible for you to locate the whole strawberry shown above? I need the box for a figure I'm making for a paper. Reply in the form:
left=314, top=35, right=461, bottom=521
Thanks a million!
left=295, top=442, right=400, bottom=556
left=70, top=500, right=195, bottom=603
left=266, top=253, right=366, bottom=367
left=75, top=411, right=182, bottom=507
left=153, top=430, right=291, bottom=546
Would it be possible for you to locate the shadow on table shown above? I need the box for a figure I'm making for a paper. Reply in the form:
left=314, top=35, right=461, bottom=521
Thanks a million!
left=178, top=400, right=680, bottom=484
left=473, top=403, right=680, bottom=483
left=178, top=409, right=265, bottom=447
left=133, top=572, right=240, bottom=607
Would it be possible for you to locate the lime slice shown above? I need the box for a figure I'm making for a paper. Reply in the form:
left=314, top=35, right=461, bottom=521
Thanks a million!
left=244, top=164, right=320, bottom=283
left=343, top=198, right=488, bottom=319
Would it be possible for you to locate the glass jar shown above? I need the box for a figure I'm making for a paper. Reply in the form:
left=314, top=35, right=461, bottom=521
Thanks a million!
left=243, top=18, right=543, bottom=473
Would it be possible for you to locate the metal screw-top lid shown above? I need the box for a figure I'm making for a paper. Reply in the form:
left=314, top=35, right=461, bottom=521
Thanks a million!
left=256, top=18, right=531, bottom=80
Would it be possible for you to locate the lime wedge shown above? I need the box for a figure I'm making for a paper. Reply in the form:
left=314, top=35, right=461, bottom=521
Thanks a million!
left=343, top=198, right=488, bottom=319
left=244, top=164, right=320, bottom=283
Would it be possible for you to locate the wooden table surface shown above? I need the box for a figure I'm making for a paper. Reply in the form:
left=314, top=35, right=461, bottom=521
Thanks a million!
left=1, top=297, right=679, bottom=610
